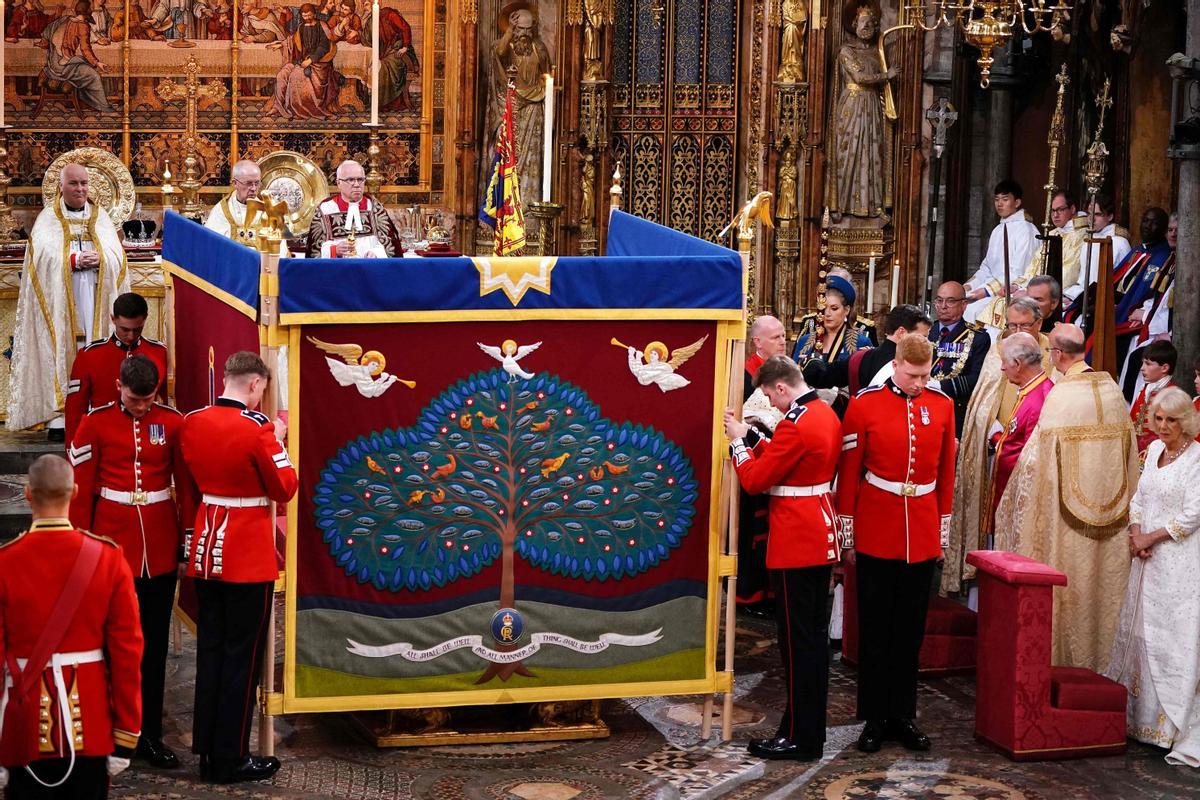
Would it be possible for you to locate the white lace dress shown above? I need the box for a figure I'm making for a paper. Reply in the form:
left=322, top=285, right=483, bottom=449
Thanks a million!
left=1106, top=439, right=1200, bottom=766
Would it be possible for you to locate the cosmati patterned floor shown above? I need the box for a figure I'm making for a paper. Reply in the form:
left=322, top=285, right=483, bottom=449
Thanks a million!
left=107, top=610, right=1200, bottom=800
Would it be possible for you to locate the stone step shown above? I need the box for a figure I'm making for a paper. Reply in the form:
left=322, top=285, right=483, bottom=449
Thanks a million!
left=0, top=473, right=31, bottom=543
left=0, top=429, right=62, bottom=475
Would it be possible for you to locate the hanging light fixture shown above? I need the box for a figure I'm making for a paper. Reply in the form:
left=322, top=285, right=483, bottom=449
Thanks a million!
left=906, top=0, right=1071, bottom=88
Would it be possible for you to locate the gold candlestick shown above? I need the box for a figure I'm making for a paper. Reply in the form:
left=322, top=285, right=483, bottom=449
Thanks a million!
left=526, top=201, right=564, bottom=256
left=364, top=123, right=384, bottom=198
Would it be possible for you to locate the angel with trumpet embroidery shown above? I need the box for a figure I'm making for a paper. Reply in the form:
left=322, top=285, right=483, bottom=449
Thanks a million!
left=613, top=335, right=708, bottom=392
left=308, top=337, right=415, bottom=398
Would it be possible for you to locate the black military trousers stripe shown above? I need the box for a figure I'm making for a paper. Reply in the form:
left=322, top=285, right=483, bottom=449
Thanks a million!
left=192, top=579, right=273, bottom=759
left=771, top=563, right=832, bottom=748
left=855, top=553, right=935, bottom=721
left=5, top=756, right=108, bottom=799
left=135, top=571, right=178, bottom=741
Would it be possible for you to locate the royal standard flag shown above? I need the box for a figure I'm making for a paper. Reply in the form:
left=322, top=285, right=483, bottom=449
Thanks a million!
left=478, top=79, right=526, bottom=256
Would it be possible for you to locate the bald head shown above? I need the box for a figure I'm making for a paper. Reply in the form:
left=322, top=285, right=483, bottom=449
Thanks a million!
left=1049, top=323, right=1086, bottom=372
left=60, top=163, right=90, bottom=209
left=26, top=454, right=76, bottom=510
left=231, top=160, right=262, bottom=202
left=934, top=281, right=966, bottom=325
left=749, top=315, right=786, bottom=358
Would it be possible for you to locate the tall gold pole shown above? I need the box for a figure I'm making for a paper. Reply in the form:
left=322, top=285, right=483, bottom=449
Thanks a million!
left=1041, top=64, right=1070, bottom=236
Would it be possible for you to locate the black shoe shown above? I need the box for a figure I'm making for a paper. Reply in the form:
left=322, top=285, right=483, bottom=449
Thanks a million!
left=135, top=737, right=179, bottom=769
left=210, top=755, right=281, bottom=784
left=829, top=637, right=843, bottom=651
left=856, top=720, right=885, bottom=753
left=747, top=736, right=822, bottom=761
left=47, top=428, right=65, bottom=443
left=890, top=718, right=931, bottom=751
left=198, top=754, right=211, bottom=780
left=738, top=601, right=776, bottom=620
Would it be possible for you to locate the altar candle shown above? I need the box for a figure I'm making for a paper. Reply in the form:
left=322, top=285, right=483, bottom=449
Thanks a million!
left=890, top=261, right=900, bottom=308
left=866, top=254, right=876, bottom=312
left=370, top=0, right=380, bottom=125
left=542, top=73, right=554, bottom=202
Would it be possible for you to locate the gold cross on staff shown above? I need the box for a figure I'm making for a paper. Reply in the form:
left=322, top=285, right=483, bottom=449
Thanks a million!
left=156, top=57, right=227, bottom=219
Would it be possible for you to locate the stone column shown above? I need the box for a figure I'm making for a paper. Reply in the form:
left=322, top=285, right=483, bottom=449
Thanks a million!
left=1173, top=0, right=1200, bottom=392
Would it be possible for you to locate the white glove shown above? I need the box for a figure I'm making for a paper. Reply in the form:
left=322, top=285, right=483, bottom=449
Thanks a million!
left=0, top=765, right=9, bottom=789
left=107, top=756, right=131, bottom=777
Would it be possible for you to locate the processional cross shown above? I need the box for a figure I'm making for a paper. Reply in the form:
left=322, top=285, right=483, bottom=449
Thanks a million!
left=156, top=56, right=227, bottom=221
left=924, top=97, right=958, bottom=159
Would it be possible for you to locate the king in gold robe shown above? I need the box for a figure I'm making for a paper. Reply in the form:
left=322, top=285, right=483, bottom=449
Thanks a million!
left=993, top=370, right=1138, bottom=671
left=7, top=194, right=128, bottom=430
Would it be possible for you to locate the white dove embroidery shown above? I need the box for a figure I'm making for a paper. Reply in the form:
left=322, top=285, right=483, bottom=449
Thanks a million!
left=478, top=339, right=542, bottom=382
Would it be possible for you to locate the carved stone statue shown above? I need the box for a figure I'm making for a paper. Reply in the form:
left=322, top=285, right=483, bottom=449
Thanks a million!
left=776, top=0, right=808, bottom=83
left=825, top=4, right=895, bottom=227
left=491, top=2, right=553, bottom=206
left=776, top=144, right=798, bottom=220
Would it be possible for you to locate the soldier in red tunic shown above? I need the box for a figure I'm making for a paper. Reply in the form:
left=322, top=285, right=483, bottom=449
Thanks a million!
left=0, top=455, right=143, bottom=799
left=837, top=333, right=956, bottom=753
left=725, top=355, right=843, bottom=761
left=68, top=355, right=190, bottom=769
left=64, top=293, right=167, bottom=446
left=179, top=352, right=297, bottom=784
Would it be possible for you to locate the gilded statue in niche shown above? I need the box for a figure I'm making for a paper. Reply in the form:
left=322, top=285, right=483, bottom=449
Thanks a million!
left=581, top=0, right=609, bottom=81
left=825, top=4, right=894, bottom=228
left=776, top=144, right=798, bottom=220
left=490, top=1, right=552, bottom=205
left=777, top=0, right=807, bottom=83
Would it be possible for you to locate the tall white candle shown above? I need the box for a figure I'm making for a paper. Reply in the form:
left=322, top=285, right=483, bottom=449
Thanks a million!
left=370, top=0, right=380, bottom=125
left=890, top=261, right=900, bottom=308
left=866, top=254, right=876, bottom=312
left=542, top=73, right=554, bottom=202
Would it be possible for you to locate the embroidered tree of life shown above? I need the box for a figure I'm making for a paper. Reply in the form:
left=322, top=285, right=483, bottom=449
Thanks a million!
left=314, top=369, right=699, bottom=683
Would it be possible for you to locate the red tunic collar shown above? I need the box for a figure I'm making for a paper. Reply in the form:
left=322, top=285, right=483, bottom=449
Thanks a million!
left=745, top=351, right=765, bottom=378
left=332, top=194, right=370, bottom=213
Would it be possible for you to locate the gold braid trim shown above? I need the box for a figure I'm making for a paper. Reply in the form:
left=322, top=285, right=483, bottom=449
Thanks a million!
left=1055, top=426, right=1132, bottom=533
left=22, top=238, right=63, bottom=408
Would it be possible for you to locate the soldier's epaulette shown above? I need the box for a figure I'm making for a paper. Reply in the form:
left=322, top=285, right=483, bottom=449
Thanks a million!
left=184, top=406, right=207, bottom=417
left=154, top=402, right=183, bottom=416
left=783, top=404, right=809, bottom=423
left=965, top=320, right=984, bottom=333
left=80, top=337, right=110, bottom=352
left=242, top=409, right=270, bottom=426
left=141, top=337, right=167, bottom=348
left=923, top=384, right=951, bottom=400
left=79, top=529, right=119, bottom=548
left=854, top=384, right=886, bottom=398
left=86, top=401, right=116, bottom=416
left=0, top=531, right=27, bottom=551
left=856, top=315, right=876, bottom=328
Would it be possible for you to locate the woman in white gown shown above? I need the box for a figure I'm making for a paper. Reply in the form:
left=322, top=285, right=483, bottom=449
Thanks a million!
left=1107, top=386, right=1200, bottom=766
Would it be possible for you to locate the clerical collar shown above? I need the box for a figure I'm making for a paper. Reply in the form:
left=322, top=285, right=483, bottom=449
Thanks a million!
left=64, top=202, right=86, bottom=213
left=333, top=194, right=369, bottom=213
left=110, top=334, right=142, bottom=352
left=215, top=396, right=248, bottom=410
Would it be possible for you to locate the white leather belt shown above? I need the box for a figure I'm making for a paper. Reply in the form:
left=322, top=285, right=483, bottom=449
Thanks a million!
left=10, top=649, right=104, bottom=677
left=865, top=471, right=935, bottom=497
left=100, top=487, right=171, bottom=506
left=768, top=482, right=832, bottom=497
left=203, top=493, right=270, bottom=508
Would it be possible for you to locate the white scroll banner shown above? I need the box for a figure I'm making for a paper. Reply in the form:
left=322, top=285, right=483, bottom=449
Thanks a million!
left=346, top=628, right=664, bottom=664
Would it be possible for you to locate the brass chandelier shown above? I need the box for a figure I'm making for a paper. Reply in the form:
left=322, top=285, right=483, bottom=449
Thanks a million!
left=905, top=0, right=1071, bottom=88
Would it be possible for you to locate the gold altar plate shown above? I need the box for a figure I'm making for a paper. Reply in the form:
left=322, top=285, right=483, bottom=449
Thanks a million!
left=258, top=151, right=330, bottom=237
left=43, top=147, right=136, bottom=227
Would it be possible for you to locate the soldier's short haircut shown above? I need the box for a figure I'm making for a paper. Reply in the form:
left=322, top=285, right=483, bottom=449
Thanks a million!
left=753, top=355, right=804, bottom=390
left=224, top=351, right=270, bottom=380
left=884, top=304, right=931, bottom=336
left=120, top=354, right=160, bottom=396
left=1143, top=340, right=1177, bottom=374
left=112, top=292, right=148, bottom=320
left=895, top=332, right=933, bottom=366
left=28, top=454, right=74, bottom=504
left=1007, top=296, right=1043, bottom=321
left=1027, top=274, right=1061, bottom=301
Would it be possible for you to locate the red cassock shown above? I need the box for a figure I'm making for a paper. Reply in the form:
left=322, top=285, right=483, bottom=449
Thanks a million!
left=837, top=381, right=957, bottom=563
left=731, top=392, right=844, bottom=568
left=65, top=335, right=168, bottom=446
left=179, top=400, right=298, bottom=583
left=68, top=402, right=192, bottom=579
left=0, top=520, right=143, bottom=766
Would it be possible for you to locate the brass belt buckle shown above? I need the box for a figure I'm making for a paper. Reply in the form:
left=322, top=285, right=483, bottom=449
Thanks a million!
left=901, top=483, right=917, bottom=497
left=131, top=490, right=148, bottom=506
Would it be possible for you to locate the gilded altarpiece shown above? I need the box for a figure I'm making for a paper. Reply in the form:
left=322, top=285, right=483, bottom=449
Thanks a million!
left=609, top=0, right=739, bottom=243
left=2, top=0, right=447, bottom=219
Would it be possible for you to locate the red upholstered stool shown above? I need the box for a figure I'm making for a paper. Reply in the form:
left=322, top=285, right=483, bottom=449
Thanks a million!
left=841, top=559, right=977, bottom=675
left=967, top=550, right=1126, bottom=761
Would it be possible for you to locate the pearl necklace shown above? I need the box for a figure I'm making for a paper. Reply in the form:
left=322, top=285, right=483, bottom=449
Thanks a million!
left=1161, top=439, right=1192, bottom=468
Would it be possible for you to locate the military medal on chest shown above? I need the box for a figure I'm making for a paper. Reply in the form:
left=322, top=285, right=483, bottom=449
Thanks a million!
left=920, top=406, right=930, bottom=426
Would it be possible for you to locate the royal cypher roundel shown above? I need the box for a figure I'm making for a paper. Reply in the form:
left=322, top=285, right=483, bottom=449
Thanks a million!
left=314, top=369, right=699, bottom=592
